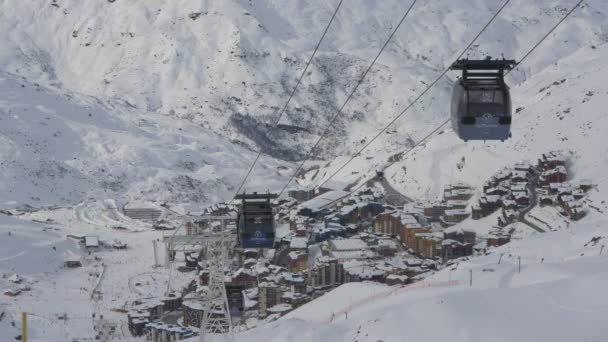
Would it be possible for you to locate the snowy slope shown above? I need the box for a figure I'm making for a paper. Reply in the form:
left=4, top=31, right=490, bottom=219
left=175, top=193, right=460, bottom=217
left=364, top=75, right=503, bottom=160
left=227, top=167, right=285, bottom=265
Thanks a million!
left=384, top=43, right=608, bottom=205
left=206, top=213, right=608, bottom=342
left=0, top=72, right=292, bottom=208
left=307, top=33, right=608, bottom=212
left=1, top=0, right=606, bottom=162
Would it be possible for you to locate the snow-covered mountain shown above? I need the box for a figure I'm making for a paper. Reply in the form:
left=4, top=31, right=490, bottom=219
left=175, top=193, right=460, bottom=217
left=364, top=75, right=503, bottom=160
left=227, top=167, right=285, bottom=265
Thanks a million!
left=0, top=72, right=292, bottom=208
left=1, top=1, right=608, bottom=341
left=2, top=0, right=606, bottom=163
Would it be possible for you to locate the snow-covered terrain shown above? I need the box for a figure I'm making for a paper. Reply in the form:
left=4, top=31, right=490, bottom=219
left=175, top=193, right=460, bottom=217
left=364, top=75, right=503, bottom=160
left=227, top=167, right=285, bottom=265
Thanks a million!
left=1, top=0, right=608, bottom=341
left=0, top=72, right=292, bottom=208
left=2, top=0, right=606, bottom=163
left=190, top=214, right=608, bottom=342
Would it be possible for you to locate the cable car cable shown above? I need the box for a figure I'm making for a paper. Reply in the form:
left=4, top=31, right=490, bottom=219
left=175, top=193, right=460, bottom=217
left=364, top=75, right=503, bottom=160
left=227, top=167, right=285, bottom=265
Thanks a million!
left=275, top=0, right=419, bottom=199
left=229, top=0, right=344, bottom=204
left=506, top=0, right=584, bottom=76
left=310, top=0, right=583, bottom=207
left=294, top=0, right=512, bottom=194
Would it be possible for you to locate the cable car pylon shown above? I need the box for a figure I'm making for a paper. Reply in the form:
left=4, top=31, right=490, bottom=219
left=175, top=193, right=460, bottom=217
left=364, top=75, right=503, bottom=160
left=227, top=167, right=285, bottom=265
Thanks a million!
left=199, top=228, right=236, bottom=342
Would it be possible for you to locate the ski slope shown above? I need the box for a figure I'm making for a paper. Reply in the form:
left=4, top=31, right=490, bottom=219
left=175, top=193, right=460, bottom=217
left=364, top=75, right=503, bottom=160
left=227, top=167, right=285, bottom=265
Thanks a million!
left=204, top=213, right=608, bottom=342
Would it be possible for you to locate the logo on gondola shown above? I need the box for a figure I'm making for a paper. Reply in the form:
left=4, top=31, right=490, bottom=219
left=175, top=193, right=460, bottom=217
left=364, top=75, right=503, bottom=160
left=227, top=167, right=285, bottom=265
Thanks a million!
left=253, top=230, right=264, bottom=239
left=479, top=112, right=497, bottom=127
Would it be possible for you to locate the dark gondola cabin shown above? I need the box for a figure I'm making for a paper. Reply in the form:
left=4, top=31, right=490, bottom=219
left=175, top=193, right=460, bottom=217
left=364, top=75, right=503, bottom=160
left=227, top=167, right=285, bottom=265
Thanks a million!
left=450, top=58, right=516, bottom=142
left=235, top=192, right=278, bottom=249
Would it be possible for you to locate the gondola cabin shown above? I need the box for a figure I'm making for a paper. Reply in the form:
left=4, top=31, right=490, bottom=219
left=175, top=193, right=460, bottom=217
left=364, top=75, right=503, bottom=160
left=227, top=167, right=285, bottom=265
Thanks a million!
left=235, top=192, right=278, bottom=249
left=450, top=58, right=516, bottom=142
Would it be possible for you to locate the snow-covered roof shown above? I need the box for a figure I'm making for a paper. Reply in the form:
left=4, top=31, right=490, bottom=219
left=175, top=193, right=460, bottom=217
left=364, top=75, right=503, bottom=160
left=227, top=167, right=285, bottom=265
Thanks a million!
left=8, top=274, right=22, bottom=283
left=268, top=303, right=293, bottom=313
left=289, top=237, right=308, bottom=249
left=446, top=200, right=469, bottom=207
left=542, top=165, right=567, bottom=176
left=329, top=238, right=368, bottom=251
left=64, top=250, right=81, bottom=262
left=444, top=226, right=476, bottom=235
left=386, top=274, right=409, bottom=281
left=299, top=190, right=350, bottom=210
left=330, top=250, right=377, bottom=261
left=444, top=209, right=468, bottom=216
left=85, top=236, right=99, bottom=247
left=123, top=201, right=161, bottom=209
left=288, top=251, right=306, bottom=260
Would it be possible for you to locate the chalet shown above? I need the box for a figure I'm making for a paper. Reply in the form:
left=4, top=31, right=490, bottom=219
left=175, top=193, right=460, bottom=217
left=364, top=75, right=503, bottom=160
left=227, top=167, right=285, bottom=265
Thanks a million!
left=510, top=183, right=527, bottom=192
left=229, top=268, right=258, bottom=289
left=512, top=191, right=530, bottom=207
left=511, top=170, right=529, bottom=183
left=561, top=199, right=587, bottom=221
left=485, top=186, right=509, bottom=196
left=548, top=182, right=571, bottom=195
left=502, top=199, right=517, bottom=210
left=578, top=181, right=593, bottom=192
left=64, top=251, right=82, bottom=268
left=477, top=195, right=502, bottom=217
left=487, top=229, right=511, bottom=247
left=538, top=151, right=566, bottom=171
left=84, top=236, right=99, bottom=252
left=483, top=170, right=512, bottom=192
left=572, top=188, right=586, bottom=200
left=540, top=166, right=567, bottom=185
left=514, top=162, right=534, bottom=173
left=539, top=195, right=556, bottom=206
left=498, top=209, right=517, bottom=227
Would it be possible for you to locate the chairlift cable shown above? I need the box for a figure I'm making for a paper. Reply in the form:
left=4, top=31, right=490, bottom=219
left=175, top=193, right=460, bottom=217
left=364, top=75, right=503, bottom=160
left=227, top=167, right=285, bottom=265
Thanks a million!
left=506, top=0, right=584, bottom=76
